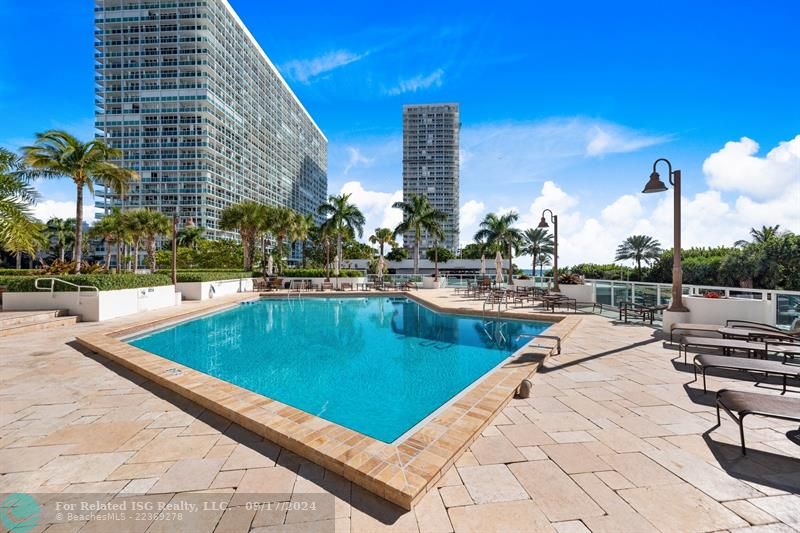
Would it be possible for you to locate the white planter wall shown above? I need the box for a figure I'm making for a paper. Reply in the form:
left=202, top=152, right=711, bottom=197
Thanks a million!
left=662, top=295, right=772, bottom=332
left=422, top=277, right=447, bottom=289
left=3, top=285, right=177, bottom=322
left=177, top=277, right=253, bottom=301
left=557, top=284, right=594, bottom=302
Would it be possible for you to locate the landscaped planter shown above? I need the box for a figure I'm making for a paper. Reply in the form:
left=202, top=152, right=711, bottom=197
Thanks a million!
left=2, top=284, right=178, bottom=322
left=177, top=277, right=253, bottom=301
left=555, top=283, right=593, bottom=302
left=661, top=295, right=772, bottom=333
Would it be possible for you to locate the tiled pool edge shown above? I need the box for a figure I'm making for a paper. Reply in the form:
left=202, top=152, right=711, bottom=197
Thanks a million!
left=75, top=295, right=581, bottom=509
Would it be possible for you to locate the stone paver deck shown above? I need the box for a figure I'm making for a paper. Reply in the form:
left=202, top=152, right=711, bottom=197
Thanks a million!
left=1, top=289, right=798, bottom=532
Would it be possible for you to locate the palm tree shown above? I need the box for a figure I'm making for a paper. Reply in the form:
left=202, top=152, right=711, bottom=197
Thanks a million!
left=22, top=130, right=138, bottom=272
left=88, top=216, right=117, bottom=270
left=0, top=148, right=41, bottom=268
left=102, top=208, right=130, bottom=273
left=474, top=212, right=523, bottom=285
left=522, top=227, right=554, bottom=276
left=268, top=206, right=297, bottom=273
left=4, top=222, right=46, bottom=270
left=45, top=217, right=76, bottom=262
left=176, top=225, right=205, bottom=250
left=369, top=227, right=397, bottom=258
left=219, top=200, right=264, bottom=270
left=138, top=210, right=171, bottom=271
left=392, top=195, right=447, bottom=274
left=615, top=235, right=663, bottom=279
left=291, top=212, right=313, bottom=268
left=735, top=225, right=781, bottom=247
left=125, top=209, right=147, bottom=271
left=318, top=193, right=365, bottom=267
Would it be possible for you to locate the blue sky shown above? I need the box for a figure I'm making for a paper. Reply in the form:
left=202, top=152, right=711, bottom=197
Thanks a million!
left=1, top=0, right=798, bottom=264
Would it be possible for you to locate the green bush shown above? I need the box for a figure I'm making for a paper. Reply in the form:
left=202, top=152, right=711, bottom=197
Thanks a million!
left=175, top=271, right=254, bottom=282
left=279, top=268, right=363, bottom=278
left=4, top=274, right=172, bottom=292
left=0, top=269, right=38, bottom=276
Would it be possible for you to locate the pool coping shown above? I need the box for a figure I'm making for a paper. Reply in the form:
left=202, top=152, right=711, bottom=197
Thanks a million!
left=76, top=290, right=582, bottom=509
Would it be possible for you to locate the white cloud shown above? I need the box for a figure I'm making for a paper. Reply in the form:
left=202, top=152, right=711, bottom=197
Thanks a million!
left=282, top=50, right=366, bottom=83
left=586, top=124, right=668, bottom=156
left=459, top=200, right=486, bottom=243
left=339, top=181, right=403, bottom=242
left=460, top=118, right=669, bottom=187
left=31, top=200, right=96, bottom=224
left=343, top=146, right=374, bottom=175
left=702, top=135, right=800, bottom=198
left=385, top=68, right=444, bottom=95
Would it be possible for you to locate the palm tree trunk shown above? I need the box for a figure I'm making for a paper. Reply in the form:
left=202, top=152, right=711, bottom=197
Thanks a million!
left=325, top=240, right=330, bottom=280
left=433, top=239, right=439, bottom=281
left=149, top=239, right=157, bottom=271
left=116, top=240, right=121, bottom=274
left=414, top=238, right=420, bottom=275
left=508, top=244, right=514, bottom=285
left=105, top=240, right=112, bottom=271
left=74, top=182, right=83, bottom=272
left=276, top=237, right=283, bottom=274
left=336, top=234, right=343, bottom=266
left=15, top=252, right=22, bottom=270
left=59, top=244, right=65, bottom=262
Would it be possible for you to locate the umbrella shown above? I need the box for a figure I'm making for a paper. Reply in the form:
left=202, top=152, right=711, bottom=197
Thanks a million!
left=376, top=256, right=385, bottom=278
left=333, top=254, right=340, bottom=276
left=480, top=254, right=486, bottom=276
left=495, top=251, right=504, bottom=284
left=266, top=255, right=274, bottom=276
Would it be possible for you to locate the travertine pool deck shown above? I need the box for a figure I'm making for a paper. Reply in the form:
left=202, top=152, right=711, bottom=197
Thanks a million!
left=0, top=289, right=798, bottom=532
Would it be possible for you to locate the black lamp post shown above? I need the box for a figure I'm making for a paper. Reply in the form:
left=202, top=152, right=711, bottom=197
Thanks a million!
left=642, top=158, right=689, bottom=312
left=537, top=209, right=559, bottom=292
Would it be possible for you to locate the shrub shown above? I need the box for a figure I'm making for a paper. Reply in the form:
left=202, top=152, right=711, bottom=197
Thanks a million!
left=0, top=269, right=38, bottom=277
left=558, top=273, right=583, bottom=285
left=279, top=268, right=362, bottom=278
left=175, top=271, right=253, bottom=282
left=4, top=273, right=172, bottom=292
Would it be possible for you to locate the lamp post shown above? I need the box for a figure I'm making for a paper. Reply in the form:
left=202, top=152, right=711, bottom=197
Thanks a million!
left=537, top=209, right=559, bottom=292
left=642, top=158, right=689, bottom=312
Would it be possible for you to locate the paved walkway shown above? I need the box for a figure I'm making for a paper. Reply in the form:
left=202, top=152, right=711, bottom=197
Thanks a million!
left=0, top=291, right=798, bottom=532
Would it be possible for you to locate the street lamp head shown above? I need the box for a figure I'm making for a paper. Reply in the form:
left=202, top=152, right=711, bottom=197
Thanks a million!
left=642, top=171, right=669, bottom=193
left=537, top=216, right=549, bottom=229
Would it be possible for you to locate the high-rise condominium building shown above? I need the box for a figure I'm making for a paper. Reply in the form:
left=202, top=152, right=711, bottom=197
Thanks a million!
left=402, top=103, right=460, bottom=254
left=94, top=0, right=327, bottom=245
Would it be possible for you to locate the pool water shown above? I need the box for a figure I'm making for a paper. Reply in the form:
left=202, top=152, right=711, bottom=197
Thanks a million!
left=130, top=297, right=550, bottom=442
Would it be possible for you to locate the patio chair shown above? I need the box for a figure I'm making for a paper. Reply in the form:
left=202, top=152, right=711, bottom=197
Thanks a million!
left=679, top=335, right=799, bottom=364
left=268, top=278, right=282, bottom=291
left=253, top=278, right=268, bottom=292
left=320, top=281, right=333, bottom=291
left=715, top=389, right=800, bottom=454
left=338, top=281, right=354, bottom=291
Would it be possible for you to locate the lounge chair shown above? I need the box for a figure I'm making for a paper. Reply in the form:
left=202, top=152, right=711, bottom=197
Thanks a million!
left=338, top=281, right=354, bottom=291
left=620, top=302, right=668, bottom=324
left=693, top=353, right=800, bottom=394
left=320, top=281, right=333, bottom=291
left=400, top=280, right=418, bottom=291
left=715, top=389, right=800, bottom=454
left=671, top=319, right=799, bottom=343
left=542, top=295, right=577, bottom=313
left=680, top=335, right=800, bottom=364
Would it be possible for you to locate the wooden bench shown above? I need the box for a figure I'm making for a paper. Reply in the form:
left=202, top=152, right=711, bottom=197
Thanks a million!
left=715, top=389, right=800, bottom=454
left=693, top=354, right=800, bottom=394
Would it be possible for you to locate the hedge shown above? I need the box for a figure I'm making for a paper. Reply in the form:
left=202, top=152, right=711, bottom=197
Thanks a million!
left=175, top=271, right=254, bottom=283
left=264, top=268, right=363, bottom=278
left=0, top=269, right=39, bottom=276
left=4, top=274, right=172, bottom=292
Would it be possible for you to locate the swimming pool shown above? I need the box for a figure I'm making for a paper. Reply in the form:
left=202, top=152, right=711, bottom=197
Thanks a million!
left=129, top=296, right=550, bottom=442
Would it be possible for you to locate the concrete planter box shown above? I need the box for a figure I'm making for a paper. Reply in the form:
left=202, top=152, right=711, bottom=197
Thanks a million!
left=422, top=276, right=447, bottom=289
left=662, top=295, right=772, bottom=332
left=556, top=284, right=593, bottom=302
left=3, top=284, right=177, bottom=322
left=177, top=277, right=253, bottom=301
